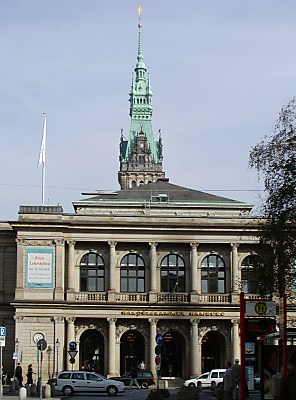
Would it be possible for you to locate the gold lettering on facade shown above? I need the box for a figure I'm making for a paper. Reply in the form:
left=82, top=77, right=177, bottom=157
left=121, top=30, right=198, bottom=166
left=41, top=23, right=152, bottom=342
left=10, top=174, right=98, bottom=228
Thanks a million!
left=121, top=311, right=224, bottom=316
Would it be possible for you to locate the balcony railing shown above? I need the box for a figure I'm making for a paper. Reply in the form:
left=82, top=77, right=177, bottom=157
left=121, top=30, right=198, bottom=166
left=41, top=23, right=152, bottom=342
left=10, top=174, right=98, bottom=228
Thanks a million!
left=157, top=293, right=189, bottom=303
left=196, top=294, right=231, bottom=303
left=72, top=291, right=232, bottom=304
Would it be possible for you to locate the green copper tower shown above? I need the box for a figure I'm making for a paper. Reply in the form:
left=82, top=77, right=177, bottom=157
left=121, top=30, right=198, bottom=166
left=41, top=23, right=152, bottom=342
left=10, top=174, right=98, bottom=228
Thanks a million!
left=118, top=7, right=165, bottom=190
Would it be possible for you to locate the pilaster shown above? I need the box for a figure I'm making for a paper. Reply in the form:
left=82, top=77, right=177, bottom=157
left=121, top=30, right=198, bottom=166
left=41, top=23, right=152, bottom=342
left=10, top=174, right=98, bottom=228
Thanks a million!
left=54, top=239, right=65, bottom=300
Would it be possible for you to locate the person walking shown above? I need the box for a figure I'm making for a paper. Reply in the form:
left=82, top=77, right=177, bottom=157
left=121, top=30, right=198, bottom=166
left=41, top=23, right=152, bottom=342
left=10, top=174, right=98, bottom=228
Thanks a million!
left=232, top=359, right=241, bottom=399
left=25, top=364, right=34, bottom=386
left=223, top=360, right=234, bottom=400
left=129, top=367, right=141, bottom=389
left=15, top=362, right=23, bottom=387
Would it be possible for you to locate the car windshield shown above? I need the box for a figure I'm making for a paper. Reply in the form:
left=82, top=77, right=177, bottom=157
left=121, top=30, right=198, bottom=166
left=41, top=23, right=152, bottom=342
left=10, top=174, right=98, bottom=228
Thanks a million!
left=198, top=373, right=209, bottom=379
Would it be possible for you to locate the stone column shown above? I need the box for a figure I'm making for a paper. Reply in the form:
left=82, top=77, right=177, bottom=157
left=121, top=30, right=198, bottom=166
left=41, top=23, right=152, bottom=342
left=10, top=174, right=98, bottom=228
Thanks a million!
left=108, top=242, right=117, bottom=302
left=54, top=317, right=65, bottom=373
left=231, top=243, right=239, bottom=293
left=55, top=239, right=65, bottom=300
left=15, top=239, right=24, bottom=300
left=190, top=243, right=199, bottom=292
left=67, top=241, right=75, bottom=292
left=107, top=318, right=117, bottom=377
left=0, top=246, right=5, bottom=302
left=66, top=317, right=76, bottom=370
left=231, top=319, right=240, bottom=363
left=150, top=242, right=158, bottom=292
left=149, top=319, right=158, bottom=377
left=190, top=319, right=200, bottom=377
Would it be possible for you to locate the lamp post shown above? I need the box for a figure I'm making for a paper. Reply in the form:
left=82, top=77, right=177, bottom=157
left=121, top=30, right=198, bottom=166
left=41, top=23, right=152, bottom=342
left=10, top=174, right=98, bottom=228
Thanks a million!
left=46, top=346, right=52, bottom=378
left=55, top=339, right=60, bottom=376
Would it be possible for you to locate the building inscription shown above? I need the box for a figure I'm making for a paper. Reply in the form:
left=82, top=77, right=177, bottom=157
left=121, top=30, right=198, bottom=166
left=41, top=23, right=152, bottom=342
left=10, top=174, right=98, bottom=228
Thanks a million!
left=121, top=311, right=224, bottom=316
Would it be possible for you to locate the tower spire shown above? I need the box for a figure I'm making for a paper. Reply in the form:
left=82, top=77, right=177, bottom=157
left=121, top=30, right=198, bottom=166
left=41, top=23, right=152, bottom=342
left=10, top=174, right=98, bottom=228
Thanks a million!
left=118, top=6, right=165, bottom=190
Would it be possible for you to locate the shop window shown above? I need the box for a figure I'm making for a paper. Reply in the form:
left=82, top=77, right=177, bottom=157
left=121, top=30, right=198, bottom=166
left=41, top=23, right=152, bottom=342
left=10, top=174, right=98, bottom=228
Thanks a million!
left=241, top=255, right=261, bottom=294
left=201, top=255, right=225, bottom=293
left=120, top=254, right=145, bottom=292
left=80, top=252, right=105, bottom=292
left=161, top=254, right=185, bottom=292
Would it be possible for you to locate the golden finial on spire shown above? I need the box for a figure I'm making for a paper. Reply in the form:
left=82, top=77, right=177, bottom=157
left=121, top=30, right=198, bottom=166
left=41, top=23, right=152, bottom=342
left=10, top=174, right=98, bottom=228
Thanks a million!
left=137, top=5, right=142, bottom=28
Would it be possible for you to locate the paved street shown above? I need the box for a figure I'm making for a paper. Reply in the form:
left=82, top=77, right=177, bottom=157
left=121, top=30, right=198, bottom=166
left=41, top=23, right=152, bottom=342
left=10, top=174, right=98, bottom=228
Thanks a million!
left=3, top=388, right=261, bottom=400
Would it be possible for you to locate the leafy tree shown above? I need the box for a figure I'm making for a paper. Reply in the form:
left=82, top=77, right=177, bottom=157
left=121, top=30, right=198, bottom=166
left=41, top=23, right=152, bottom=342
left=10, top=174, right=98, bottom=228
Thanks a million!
left=249, top=98, right=296, bottom=299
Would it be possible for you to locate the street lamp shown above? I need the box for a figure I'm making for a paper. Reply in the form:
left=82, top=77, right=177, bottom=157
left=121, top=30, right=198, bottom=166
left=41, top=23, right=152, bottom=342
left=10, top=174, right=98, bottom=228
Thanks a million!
left=55, top=339, right=60, bottom=376
left=46, top=346, right=52, bottom=378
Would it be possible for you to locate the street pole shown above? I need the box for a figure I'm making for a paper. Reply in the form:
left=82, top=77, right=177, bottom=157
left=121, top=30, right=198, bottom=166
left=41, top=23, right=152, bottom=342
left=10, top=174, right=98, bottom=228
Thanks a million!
left=283, top=294, right=288, bottom=400
left=0, top=346, right=3, bottom=398
left=240, top=292, right=246, bottom=400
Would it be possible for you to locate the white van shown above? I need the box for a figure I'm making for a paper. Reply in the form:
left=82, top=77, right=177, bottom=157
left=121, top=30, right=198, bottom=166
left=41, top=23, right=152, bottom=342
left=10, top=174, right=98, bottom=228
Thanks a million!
left=184, top=368, right=226, bottom=389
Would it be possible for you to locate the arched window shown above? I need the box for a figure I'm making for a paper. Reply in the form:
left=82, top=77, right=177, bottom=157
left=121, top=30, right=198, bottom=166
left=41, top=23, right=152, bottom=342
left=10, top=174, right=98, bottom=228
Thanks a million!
left=201, top=255, right=225, bottom=293
left=80, top=253, right=105, bottom=292
left=161, top=254, right=185, bottom=292
left=120, top=254, right=145, bottom=292
left=241, top=255, right=260, bottom=294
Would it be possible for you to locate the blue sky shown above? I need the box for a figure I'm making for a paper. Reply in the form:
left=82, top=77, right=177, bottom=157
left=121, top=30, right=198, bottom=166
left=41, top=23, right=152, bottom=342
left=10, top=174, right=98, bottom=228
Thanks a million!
left=1, top=0, right=296, bottom=220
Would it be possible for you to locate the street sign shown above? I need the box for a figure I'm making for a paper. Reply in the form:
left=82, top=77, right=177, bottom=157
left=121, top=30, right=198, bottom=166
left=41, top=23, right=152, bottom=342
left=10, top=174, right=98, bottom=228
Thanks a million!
left=0, top=327, right=6, bottom=336
left=155, top=345, right=162, bottom=355
left=68, top=350, right=78, bottom=358
left=69, top=341, right=77, bottom=351
left=245, top=301, right=276, bottom=317
left=69, top=357, right=75, bottom=364
left=155, top=333, right=164, bottom=346
left=0, top=336, right=5, bottom=347
left=155, top=355, right=161, bottom=365
left=13, top=352, right=18, bottom=359
left=37, top=338, right=47, bottom=351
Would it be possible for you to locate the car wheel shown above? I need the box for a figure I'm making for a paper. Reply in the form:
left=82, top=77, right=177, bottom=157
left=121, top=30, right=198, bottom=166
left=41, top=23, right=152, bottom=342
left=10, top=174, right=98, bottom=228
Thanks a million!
left=188, top=383, right=196, bottom=388
left=107, top=385, right=118, bottom=396
left=141, top=381, right=149, bottom=389
left=62, top=385, right=74, bottom=396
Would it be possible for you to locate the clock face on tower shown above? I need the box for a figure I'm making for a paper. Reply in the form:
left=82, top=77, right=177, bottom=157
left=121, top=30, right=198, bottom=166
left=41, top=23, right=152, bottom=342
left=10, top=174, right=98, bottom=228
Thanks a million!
left=33, top=332, right=44, bottom=343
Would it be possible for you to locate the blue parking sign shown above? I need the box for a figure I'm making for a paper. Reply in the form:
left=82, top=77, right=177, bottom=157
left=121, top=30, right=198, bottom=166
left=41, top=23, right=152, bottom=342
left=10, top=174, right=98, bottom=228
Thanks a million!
left=0, top=327, right=6, bottom=336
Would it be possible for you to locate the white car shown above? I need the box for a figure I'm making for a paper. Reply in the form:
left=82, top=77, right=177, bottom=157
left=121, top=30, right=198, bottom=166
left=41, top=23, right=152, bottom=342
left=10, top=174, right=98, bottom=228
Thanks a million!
left=184, top=369, right=226, bottom=389
left=55, top=370, right=126, bottom=396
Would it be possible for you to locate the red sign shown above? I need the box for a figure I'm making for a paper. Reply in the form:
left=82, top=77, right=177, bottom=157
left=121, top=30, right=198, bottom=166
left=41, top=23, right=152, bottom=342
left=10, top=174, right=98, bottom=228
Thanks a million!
left=155, top=355, right=161, bottom=365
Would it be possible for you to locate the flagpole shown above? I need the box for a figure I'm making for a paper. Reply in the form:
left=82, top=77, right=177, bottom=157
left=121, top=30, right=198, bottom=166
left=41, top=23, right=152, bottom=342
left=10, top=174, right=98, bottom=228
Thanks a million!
left=38, top=113, right=47, bottom=205
left=42, top=153, right=45, bottom=206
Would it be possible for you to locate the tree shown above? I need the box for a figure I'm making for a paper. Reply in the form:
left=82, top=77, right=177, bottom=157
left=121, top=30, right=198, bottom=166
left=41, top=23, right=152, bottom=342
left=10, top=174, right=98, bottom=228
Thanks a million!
left=249, top=97, right=296, bottom=299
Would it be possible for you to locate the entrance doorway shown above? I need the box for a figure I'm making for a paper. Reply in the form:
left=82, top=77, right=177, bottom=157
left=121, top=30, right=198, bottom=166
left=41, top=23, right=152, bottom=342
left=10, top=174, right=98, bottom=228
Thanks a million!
left=201, top=330, right=225, bottom=372
left=120, top=330, right=144, bottom=375
left=161, top=330, right=184, bottom=378
left=79, top=329, right=105, bottom=374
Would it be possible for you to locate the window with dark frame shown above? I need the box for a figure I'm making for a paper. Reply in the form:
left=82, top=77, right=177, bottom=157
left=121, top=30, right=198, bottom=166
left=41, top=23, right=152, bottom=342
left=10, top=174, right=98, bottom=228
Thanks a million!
left=160, top=254, right=185, bottom=292
left=120, top=253, right=145, bottom=292
left=80, top=252, right=105, bottom=292
left=201, top=254, right=225, bottom=294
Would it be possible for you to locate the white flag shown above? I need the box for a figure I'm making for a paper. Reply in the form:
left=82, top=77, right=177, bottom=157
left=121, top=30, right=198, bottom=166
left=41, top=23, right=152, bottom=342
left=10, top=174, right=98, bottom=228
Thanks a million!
left=38, top=113, right=46, bottom=167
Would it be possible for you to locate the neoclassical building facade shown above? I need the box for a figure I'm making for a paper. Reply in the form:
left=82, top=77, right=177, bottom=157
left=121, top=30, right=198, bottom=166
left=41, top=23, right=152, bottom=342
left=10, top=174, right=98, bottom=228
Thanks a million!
left=0, top=12, right=283, bottom=382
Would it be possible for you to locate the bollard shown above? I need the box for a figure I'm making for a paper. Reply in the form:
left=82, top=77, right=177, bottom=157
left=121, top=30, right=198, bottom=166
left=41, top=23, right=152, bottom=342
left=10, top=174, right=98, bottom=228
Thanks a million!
left=164, top=380, right=168, bottom=389
left=19, top=386, right=27, bottom=400
left=44, top=383, right=51, bottom=398
left=30, top=383, right=37, bottom=396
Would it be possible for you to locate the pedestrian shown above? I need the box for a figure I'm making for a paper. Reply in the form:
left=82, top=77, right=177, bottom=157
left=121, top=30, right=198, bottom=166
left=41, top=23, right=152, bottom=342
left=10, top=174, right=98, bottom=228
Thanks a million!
left=25, top=364, right=34, bottom=386
left=223, top=360, right=234, bottom=400
left=138, top=360, right=146, bottom=370
left=232, top=359, right=241, bottom=399
left=129, top=367, right=141, bottom=389
left=15, top=362, right=23, bottom=386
